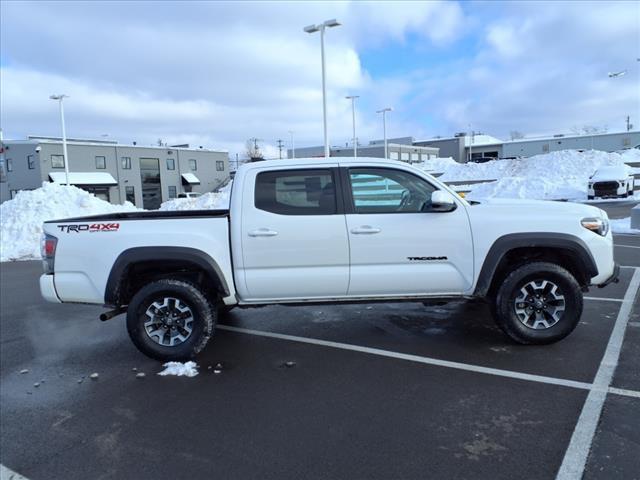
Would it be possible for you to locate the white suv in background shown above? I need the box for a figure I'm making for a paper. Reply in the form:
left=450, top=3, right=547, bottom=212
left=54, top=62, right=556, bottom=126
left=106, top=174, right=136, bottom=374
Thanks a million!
left=587, top=165, right=634, bottom=200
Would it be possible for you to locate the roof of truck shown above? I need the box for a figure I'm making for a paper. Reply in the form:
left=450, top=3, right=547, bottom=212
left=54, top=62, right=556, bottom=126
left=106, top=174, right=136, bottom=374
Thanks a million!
left=239, top=156, right=410, bottom=170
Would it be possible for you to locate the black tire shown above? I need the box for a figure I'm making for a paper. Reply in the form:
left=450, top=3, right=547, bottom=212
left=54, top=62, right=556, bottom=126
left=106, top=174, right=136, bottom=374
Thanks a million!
left=126, top=279, right=216, bottom=361
left=493, top=262, right=583, bottom=345
left=587, top=195, right=594, bottom=200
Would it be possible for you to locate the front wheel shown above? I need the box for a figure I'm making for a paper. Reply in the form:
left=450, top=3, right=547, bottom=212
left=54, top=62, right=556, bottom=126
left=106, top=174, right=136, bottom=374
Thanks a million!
left=126, top=279, right=216, bottom=361
left=493, top=262, right=583, bottom=344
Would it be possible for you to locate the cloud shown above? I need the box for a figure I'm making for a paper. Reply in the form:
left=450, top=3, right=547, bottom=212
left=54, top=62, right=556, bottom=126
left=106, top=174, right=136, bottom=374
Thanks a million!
left=1, top=0, right=636, bottom=160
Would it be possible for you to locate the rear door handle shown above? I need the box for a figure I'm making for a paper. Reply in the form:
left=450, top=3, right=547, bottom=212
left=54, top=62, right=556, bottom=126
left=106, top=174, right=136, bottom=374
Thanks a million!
left=350, top=225, right=382, bottom=235
left=249, top=228, right=279, bottom=237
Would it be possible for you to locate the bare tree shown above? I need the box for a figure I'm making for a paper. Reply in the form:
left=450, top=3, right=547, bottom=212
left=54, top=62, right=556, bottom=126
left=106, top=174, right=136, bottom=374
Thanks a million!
left=509, top=130, right=525, bottom=140
left=246, top=138, right=264, bottom=162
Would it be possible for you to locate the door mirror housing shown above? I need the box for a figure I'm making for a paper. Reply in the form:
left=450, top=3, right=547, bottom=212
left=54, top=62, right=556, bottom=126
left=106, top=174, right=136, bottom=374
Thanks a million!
left=430, top=190, right=457, bottom=212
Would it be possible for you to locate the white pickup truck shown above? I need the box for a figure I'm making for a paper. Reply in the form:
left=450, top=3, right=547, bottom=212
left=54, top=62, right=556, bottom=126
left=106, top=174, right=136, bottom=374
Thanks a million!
left=40, top=157, right=619, bottom=360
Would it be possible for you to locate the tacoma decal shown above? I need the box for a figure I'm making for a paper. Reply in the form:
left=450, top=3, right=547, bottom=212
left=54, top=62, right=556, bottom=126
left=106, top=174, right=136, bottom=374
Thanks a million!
left=57, top=223, right=120, bottom=233
left=407, top=256, right=448, bottom=261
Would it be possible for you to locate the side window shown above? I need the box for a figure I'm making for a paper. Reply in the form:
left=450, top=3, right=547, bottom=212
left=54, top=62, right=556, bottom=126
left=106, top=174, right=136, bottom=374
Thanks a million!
left=95, top=156, right=106, bottom=169
left=216, top=160, right=225, bottom=171
left=28, top=155, right=35, bottom=169
left=51, top=154, right=65, bottom=168
left=6, top=158, right=13, bottom=172
left=168, top=186, right=177, bottom=199
left=255, top=169, right=336, bottom=215
left=166, top=158, right=175, bottom=170
left=189, top=159, right=197, bottom=171
left=348, top=168, right=436, bottom=214
left=121, top=157, right=131, bottom=169
left=125, top=186, right=135, bottom=204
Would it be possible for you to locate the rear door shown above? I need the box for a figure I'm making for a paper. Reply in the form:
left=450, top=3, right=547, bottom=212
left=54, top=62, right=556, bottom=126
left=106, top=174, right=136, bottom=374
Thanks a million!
left=343, top=165, right=474, bottom=296
left=237, top=166, right=350, bottom=301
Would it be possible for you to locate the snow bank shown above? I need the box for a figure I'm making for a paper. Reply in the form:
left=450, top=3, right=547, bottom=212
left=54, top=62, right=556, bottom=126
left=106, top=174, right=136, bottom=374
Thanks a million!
left=420, top=149, right=640, bottom=201
left=157, top=361, right=199, bottom=377
left=159, top=182, right=232, bottom=211
left=0, top=183, right=138, bottom=262
left=610, top=217, right=640, bottom=234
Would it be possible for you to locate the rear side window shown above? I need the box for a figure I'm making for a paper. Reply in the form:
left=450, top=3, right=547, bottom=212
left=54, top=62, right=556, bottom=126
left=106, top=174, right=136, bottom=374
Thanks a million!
left=255, top=169, right=336, bottom=215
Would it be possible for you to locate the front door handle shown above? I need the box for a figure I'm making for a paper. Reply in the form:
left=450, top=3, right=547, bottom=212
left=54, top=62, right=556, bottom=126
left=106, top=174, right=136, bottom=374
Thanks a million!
left=249, top=228, right=279, bottom=237
left=350, top=225, right=382, bottom=235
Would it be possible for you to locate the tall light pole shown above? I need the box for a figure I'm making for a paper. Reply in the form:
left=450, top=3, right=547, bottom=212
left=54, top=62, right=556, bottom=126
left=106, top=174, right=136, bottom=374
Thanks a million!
left=304, top=18, right=341, bottom=158
left=376, top=107, right=392, bottom=158
left=50, top=94, right=70, bottom=186
left=346, top=95, right=359, bottom=159
left=288, top=130, right=295, bottom=159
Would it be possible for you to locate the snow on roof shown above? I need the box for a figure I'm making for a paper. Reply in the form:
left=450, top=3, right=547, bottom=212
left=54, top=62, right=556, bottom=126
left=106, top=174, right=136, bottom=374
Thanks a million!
left=48, top=172, right=118, bottom=186
left=181, top=173, right=201, bottom=184
left=464, top=135, right=504, bottom=147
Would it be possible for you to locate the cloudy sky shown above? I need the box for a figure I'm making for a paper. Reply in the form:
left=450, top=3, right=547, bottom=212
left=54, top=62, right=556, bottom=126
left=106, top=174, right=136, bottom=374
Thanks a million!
left=1, top=0, right=638, bottom=159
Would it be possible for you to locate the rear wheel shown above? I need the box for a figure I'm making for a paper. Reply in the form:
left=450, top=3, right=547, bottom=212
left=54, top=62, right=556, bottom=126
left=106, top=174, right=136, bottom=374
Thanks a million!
left=493, top=262, right=583, bottom=344
left=126, top=279, right=216, bottom=361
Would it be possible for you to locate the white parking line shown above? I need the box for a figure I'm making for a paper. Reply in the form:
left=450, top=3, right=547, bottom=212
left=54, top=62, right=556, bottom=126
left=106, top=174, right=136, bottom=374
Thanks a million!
left=556, top=267, right=640, bottom=480
left=584, top=296, right=625, bottom=303
left=0, top=464, right=30, bottom=480
left=218, top=324, right=595, bottom=390
left=608, top=386, right=640, bottom=399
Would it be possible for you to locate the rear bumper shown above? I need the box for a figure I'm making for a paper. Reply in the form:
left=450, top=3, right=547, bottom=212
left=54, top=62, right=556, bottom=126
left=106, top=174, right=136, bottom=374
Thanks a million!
left=40, top=274, right=61, bottom=303
left=597, top=263, right=620, bottom=288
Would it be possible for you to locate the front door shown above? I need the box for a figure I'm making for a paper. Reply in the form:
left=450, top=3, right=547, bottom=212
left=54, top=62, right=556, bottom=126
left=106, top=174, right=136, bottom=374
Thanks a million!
left=139, top=158, right=162, bottom=210
left=238, top=166, right=350, bottom=301
left=344, top=166, right=474, bottom=296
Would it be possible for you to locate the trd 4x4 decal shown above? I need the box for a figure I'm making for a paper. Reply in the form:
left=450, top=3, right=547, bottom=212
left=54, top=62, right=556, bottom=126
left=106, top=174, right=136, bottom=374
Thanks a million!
left=57, top=223, right=120, bottom=233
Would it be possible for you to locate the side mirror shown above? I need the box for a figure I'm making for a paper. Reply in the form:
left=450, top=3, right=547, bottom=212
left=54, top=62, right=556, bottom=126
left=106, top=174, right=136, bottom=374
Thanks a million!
left=431, top=190, right=457, bottom=212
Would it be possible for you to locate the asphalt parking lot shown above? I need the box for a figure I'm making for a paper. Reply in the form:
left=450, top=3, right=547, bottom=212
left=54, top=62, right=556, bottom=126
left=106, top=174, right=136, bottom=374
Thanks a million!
left=1, top=232, right=639, bottom=480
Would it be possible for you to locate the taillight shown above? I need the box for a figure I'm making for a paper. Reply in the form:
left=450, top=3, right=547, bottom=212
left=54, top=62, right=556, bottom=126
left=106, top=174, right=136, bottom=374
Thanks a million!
left=41, top=233, right=58, bottom=274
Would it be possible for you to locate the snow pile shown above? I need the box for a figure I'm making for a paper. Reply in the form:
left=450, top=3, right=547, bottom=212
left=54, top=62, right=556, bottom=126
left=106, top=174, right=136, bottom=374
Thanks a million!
left=0, top=183, right=138, bottom=262
left=420, top=149, right=640, bottom=201
left=157, top=361, right=199, bottom=377
left=610, top=217, right=639, bottom=234
left=159, top=182, right=232, bottom=211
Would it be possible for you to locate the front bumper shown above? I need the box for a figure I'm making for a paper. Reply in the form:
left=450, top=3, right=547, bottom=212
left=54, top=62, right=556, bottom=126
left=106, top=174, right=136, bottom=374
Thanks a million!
left=597, top=263, right=620, bottom=288
left=40, top=274, right=61, bottom=303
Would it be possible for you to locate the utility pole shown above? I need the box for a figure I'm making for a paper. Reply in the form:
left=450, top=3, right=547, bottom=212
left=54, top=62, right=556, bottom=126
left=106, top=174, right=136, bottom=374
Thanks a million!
left=346, top=95, right=359, bottom=159
left=288, top=131, right=295, bottom=159
left=626, top=116, right=632, bottom=132
left=376, top=107, right=392, bottom=158
left=277, top=139, right=284, bottom=159
left=50, top=94, right=70, bottom=185
left=304, top=19, right=341, bottom=158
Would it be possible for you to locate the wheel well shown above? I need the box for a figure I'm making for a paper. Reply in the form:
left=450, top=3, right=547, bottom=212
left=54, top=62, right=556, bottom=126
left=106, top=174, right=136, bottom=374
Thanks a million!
left=486, top=247, right=590, bottom=298
left=113, top=259, right=225, bottom=306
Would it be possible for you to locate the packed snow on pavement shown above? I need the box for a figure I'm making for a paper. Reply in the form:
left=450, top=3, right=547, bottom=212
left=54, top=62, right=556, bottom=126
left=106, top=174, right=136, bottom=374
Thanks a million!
left=159, top=182, right=231, bottom=211
left=0, top=182, right=139, bottom=262
left=420, top=149, right=639, bottom=202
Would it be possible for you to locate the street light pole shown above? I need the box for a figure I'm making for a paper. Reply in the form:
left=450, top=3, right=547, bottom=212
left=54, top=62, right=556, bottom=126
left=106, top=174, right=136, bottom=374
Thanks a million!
left=304, top=19, right=341, bottom=159
left=50, top=94, right=70, bottom=186
left=376, top=107, right=392, bottom=158
left=346, top=95, right=359, bottom=159
left=288, top=130, right=295, bottom=159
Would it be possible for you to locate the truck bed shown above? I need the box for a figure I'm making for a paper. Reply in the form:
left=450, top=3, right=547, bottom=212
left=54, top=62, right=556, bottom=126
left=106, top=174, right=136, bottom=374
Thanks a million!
left=44, top=209, right=230, bottom=223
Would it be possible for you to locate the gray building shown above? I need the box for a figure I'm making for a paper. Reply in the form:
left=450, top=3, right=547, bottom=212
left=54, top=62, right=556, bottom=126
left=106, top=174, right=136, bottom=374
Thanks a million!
left=415, top=131, right=640, bottom=163
left=289, top=137, right=439, bottom=163
left=0, top=136, right=230, bottom=209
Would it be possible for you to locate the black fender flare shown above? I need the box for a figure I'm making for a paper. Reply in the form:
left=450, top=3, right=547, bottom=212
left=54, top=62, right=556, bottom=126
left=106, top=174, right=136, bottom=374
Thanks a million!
left=473, top=233, right=598, bottom=296
left=105, top=246, right=230, bottom=306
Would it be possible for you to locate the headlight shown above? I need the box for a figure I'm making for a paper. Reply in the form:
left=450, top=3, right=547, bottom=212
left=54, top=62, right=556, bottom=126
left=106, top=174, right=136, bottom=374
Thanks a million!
left=581, top=217, right=609, bottom=236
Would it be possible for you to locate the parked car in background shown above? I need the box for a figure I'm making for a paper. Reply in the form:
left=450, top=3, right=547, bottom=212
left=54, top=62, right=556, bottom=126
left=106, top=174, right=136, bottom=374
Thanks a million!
left=177, top=192, right=202, bottom=199
left=587, top=165, right=634, bottom=199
